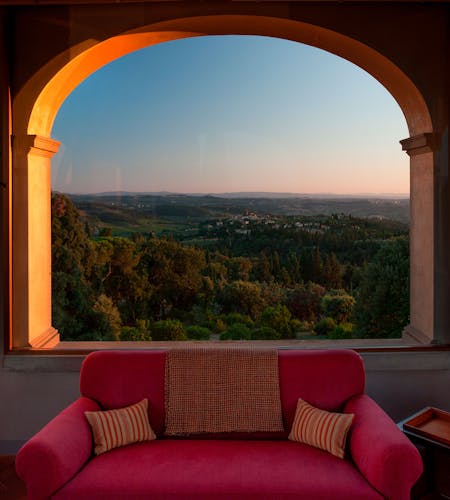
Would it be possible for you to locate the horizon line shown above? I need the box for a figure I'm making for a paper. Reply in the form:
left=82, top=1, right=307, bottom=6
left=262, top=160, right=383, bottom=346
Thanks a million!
left=56, top=190, right=410, bottom=198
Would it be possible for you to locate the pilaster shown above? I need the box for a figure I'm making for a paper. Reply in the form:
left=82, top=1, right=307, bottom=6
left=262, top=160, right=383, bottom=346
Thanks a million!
left=400, top=132, right=449, bottom=345
left=12, top=134, right=60, bottom=348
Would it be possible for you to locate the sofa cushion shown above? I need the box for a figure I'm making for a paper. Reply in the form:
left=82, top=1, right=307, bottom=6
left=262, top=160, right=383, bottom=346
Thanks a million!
left=53, top=440, right=383, bottom=500
left=85, top=398, right=156, bottom=455
left=288, top=399, right=354, bottom=459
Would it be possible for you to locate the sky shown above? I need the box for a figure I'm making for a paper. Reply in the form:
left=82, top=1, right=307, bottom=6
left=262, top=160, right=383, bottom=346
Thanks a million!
left=51, top=35, right=409, bottom=196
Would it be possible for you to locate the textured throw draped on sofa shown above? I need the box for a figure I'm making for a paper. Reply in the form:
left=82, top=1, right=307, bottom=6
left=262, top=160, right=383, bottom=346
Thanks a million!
left=165, top=347, right=285, bottom=435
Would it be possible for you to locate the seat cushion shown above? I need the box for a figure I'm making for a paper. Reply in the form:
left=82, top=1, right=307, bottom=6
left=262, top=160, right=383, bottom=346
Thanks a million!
left=53, top=440, right=383, bottom=499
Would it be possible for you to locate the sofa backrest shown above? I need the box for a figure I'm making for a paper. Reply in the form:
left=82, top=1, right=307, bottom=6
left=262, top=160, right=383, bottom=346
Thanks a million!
left=278, top=349, right=365, bottom=430
left=80, top=350, right=167, bottom=435
left=80, top=349, right=365, bottom=436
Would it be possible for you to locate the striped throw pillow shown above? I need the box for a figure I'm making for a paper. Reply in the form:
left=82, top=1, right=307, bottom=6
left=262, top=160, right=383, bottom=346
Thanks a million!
left=85, top=398, right=156, bottom=455
left=288, top=399, right=354, bottom=459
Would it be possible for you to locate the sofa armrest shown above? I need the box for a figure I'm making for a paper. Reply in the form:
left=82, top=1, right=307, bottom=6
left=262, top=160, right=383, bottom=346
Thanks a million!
left=15, top=396, right=100, bottom=500
left=344, top=394, right=423, bottom=500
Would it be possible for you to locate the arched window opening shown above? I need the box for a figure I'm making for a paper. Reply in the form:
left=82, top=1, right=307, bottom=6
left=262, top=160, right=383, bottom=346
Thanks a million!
left=50, top=35, right=410, bottom=344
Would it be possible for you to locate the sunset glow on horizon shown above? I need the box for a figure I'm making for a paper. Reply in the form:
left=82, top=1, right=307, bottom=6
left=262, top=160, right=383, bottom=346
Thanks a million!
left=51, top=35, right=410, bottom=196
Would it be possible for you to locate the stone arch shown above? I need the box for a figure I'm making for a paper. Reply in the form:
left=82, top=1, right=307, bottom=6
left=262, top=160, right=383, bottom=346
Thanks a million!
left=11, top=14, right=437, bottom=347
left=15, top=15, right=432, bottom=138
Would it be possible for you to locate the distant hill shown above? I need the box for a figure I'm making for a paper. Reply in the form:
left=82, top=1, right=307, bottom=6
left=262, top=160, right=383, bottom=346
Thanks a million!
left=64, top=193, right=410, bottom=237
left=67, top=190, right=409, bottom=200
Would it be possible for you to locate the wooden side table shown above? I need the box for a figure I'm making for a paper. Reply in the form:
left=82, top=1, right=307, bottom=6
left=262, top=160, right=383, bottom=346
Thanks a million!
left=398, top=407, right=450, bottom=500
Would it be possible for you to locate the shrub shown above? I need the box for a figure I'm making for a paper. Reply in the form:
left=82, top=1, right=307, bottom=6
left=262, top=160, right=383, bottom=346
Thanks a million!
left=251, top=326, right=281, bottom=340
left=328, top=322, right=354, bottom=339
left=211, top=318, right=227, bottom=333
left=120, top=326, right=151, bottom=341
left=221, top=312, right=254, bottom=328
left=289, top=318, right=303, bottom=336
left=151, top=319, right=187, bottom=341
left=185, top=325, right=211, bottom=340
left=260, top=305, right=293, bottom=338
left=322, top=290, right=355, bottom=324
left=220, top=323, right=252, bottom=340
left=314, top=317, right=336, bottom=336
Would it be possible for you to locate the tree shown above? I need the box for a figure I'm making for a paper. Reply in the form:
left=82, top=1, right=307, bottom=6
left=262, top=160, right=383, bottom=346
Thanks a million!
left=93, top=294, right=122, bottom=340
left=143, top=239, right=206, bottom=314
left=353, top=237, right=409, bottom=338
left=227, top=257, right=252, bottom=281
left=287, top=282, right=325, bottom=322
left=321, top=290, right=355, bottom=324
left=253, top=252, right=272, bottom=282
left=98, top=237, right=149, bottom=324
left=51, top=193, right=106, bottom=340
left=322, top=253, right=342, bottom=289
left=312, top=247, right=323, bottom=283
left=260, top=305, right=293, bottom=338
left=217, top=281, right=265, bottom=319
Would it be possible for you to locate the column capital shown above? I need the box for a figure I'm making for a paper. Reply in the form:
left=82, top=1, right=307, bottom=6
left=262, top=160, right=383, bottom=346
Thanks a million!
left=13, top=134, right=60, bottom=158
left=400, top=133, right=440, bottom=157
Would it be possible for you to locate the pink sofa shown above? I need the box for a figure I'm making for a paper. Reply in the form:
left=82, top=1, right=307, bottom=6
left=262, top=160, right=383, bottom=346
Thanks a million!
left=16, top=349, right=422, bottom=499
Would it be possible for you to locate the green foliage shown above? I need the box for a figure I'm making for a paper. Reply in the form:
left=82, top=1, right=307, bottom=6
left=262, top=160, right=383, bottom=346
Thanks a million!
left=99, top=227, right=113, bottom=237
left=220, top=323, right=252, bottom=340
left=217, top=281, right=265, bottom=319
left=260, top=305, right=293, bottom=338
left=220, top=312, right=254, bottom=328
left=353, top=237, right=409, bottom=338
left=151, top=319, right=187, bottom=341
left=144, top=238, right=206, bottom=313
left=287, top=282, right=325, bottom=322
left=51, top=193, right=110, bottom=340
left=328, top=322, right=354, bottom=339
left=93, top=294, right=122, bottom=340
left=322, top=253, right=342, bottom=289
left=52, top=193, right=410, bottom=342
left=289, top=318, right=303, bottom=336
left=251, top=326, right=281, bottom=340
left=314, top=317, right=337, bottom=336
left=321, top=290, right=355, bottom=324
left=185, top=325, right=211, bottom=340
left=120, top=326, right=152, bottom=341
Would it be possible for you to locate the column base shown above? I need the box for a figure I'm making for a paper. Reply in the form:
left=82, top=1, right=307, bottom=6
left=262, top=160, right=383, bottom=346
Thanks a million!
left=402, top=324, right=432, bottom=345
left=28, top=327, right=60, bottom=348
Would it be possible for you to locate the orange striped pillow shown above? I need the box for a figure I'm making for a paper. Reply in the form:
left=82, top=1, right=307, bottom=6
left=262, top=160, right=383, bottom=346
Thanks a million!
left=288, top=399, right=354, bottom=459
left=85, top=398, right=156, bottom=455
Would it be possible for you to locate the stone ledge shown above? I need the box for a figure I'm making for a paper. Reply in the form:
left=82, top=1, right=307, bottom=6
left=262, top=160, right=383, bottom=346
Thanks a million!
left=4, top=339, right=450, bottom=373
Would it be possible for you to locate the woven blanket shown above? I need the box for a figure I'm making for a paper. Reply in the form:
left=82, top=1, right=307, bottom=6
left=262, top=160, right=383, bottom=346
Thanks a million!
left=164, top=347, right=284, bottom=435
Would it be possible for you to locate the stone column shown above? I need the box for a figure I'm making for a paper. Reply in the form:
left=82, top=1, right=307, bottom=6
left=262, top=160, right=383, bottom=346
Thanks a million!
left=12, top=134, right=60, bottom=348
left=401, top=132, right=449, bottom=344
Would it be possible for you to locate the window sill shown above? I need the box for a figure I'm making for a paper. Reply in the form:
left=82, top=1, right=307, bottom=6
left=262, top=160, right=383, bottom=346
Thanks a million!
left=3, top=338, right=450, bottom=372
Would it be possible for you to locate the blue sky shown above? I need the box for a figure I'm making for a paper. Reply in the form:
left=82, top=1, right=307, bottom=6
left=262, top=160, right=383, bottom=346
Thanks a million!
left=51, top=35, right=409, bottom=195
